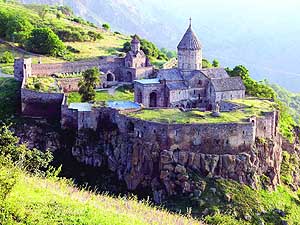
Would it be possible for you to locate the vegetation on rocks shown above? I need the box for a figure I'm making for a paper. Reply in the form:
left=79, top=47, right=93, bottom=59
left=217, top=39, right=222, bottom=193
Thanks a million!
left=0, top=78, right=20, bottom=121
left=0, top=123, right=200, bottom=225
left=165, top=177, right=300, bottom=225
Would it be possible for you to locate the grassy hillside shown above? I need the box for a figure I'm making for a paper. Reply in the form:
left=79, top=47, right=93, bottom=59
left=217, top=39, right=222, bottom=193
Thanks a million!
left=269, top=82, right=300, bottom=124
left=0, top=1, right=168, bottom=75
left=0, top=1, right=128, bottom=74
left=2, top=167, right=200, bottom=225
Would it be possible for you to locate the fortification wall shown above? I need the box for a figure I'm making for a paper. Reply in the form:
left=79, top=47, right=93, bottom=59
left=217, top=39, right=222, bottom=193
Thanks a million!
left=31, top=57, right=124, bottom=76
left=21, top=87, right=64, bottom=119
left=69, top=106, right=281, bottom=200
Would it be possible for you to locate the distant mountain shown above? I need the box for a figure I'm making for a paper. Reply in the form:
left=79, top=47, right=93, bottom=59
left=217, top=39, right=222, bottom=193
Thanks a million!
left=21, top=0, right=300, bottom=92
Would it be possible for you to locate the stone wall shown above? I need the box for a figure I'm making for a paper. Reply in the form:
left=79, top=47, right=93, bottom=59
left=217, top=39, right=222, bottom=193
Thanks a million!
left=69, top=106, right=281, bottom=201
left=21, top=87, right=64, bottom=119
left=58, top=78, right=81, bottom=92
left=178, top=49, right=202, bottom=70
left=134, top=83, right=166, bottom=107
left=31, top=57, right=124, bottom=76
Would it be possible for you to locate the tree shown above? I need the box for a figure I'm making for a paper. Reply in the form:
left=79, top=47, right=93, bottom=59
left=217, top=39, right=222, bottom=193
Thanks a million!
left=102, top=23, right=110, bottom=31
left=212, top=59, right=220, bottom=67
left=78, top=67, right=100, bottom=102
left=227, top=65, right=250, bottom=80
left=5, top=15, right=33, bottom=43
left=202, top=59, right=212, bottom=68
left=0, top=124, right=53, bottom=173
left=227, top=65, right=276, bottom=100
left=25, top=28, right=66, bottom=56
left=0, top=51, right=14, bottom=63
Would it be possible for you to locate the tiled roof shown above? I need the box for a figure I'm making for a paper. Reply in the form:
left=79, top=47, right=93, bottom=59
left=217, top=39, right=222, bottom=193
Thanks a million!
left=167, top=82, right=188, bottom=90
left=211, top=77, right=246, bottom=92
left=157, top=68, right=183, bottom=81
left=177, top=25, right=202, bottom=50
left=200, top=68, right=229, bottom=79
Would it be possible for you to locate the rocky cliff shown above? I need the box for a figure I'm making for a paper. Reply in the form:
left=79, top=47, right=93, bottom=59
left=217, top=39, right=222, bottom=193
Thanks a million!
left=14, top=116, right=282, bottom=203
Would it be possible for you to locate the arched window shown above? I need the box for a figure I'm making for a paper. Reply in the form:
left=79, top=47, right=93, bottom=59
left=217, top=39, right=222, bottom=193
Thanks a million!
left=137, top=91, right=143, bottom=103
left=149, top=92, right=157, bottom=107
left=107, top=73, right=114, bottom=82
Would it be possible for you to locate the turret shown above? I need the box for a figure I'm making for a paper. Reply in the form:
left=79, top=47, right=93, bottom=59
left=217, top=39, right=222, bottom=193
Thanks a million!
left=131, top=35, right=140, bottom=54
left=177, top=18, right=202, bottom=71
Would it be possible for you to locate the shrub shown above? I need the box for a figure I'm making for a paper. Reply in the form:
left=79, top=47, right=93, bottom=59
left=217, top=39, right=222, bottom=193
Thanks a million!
left=0, top=124, right=53, bottom=173
left=25, top=27, right=66, bottom=57
left=0, top=51, right=14, bottom=64
left=4, top=15, right=33, bottom=43
left=87, top=31, right=103, bottom=41
left=102, top=23, right=110, bottom=30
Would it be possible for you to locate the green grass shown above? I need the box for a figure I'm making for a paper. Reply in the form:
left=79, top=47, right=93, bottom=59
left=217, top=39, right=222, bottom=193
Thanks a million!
left=68, top=86, right=134, bottom=104
left=2, top=167, right=200, bottom=225
left=0, top=78, right=20, bottom=120
left=26, top=77, right=60, bottom=93
left=166, top=177, right=300, bottom=225
left=126, top=98, right=276, bottom=124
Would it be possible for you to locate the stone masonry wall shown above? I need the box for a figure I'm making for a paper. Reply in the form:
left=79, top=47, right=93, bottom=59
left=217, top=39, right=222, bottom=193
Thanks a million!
left=70, top=107, right=281, bottom=202
left=31, top=57, right=124, bottom=76
left=21, top=87, right=64, bottom=119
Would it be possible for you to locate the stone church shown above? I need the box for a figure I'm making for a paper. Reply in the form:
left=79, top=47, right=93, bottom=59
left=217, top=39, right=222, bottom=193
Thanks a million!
left=134, top=21, right=246, bottom=110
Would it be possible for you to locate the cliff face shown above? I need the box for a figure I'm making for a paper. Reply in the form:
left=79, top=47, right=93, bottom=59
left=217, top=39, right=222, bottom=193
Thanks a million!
left=71, top=125, right=282, bottom=202
left=13, top=114, right=282, bottom=203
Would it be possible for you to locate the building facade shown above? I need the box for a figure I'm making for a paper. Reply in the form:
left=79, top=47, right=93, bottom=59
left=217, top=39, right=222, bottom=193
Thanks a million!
left=134, top=22, right=245, bottom=109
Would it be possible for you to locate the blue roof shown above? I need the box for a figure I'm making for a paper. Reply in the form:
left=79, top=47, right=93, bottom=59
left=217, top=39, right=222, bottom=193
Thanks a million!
left=134, top=78, right=160, bottom=85
left=107, top=101, right=141, bottom=110
left=69, top=103, right=92, bottom=112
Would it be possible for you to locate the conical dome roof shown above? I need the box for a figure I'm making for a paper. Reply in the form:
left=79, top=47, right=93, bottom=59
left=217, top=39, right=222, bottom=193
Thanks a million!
left=177, top=22, right=202, bottom=50
left=131, top=34, right=140, bottom=44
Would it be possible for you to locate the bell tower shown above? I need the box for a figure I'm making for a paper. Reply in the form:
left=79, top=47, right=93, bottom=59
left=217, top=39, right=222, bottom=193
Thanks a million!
left=131, top=35, right=140, bottom=54
left=177, top=18, right=202, bottom=71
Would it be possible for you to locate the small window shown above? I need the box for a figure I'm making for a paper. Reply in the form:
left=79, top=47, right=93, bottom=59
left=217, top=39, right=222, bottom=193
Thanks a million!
left=198, top=80, right=202, bottom=85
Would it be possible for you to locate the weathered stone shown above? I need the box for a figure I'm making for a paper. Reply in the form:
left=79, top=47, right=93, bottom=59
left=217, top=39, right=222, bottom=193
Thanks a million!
left=160, top=150, right=173, bottom=164
left=178, top=151, right=189, bottom=165
left=175, top=165, right=187, bottom=174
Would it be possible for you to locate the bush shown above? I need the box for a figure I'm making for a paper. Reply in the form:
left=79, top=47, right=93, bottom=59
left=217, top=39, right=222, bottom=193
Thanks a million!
left=0, top=51, right=14, bottom=64
left=87, top=31, right=103, bottom=41
left=2, top=14, right=33, bottom=43
left=102, top=23, right=110, bottom=30
left=25, top=27, right=66, bottom=57
left=0, top=124, right=53, bottom=174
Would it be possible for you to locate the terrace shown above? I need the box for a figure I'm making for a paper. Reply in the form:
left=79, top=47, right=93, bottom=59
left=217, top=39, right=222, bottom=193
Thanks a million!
left=123, top=98, right=277, bottom=124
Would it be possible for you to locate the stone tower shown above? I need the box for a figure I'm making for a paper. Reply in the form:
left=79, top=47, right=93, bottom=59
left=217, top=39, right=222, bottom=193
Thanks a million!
left=14, top=58, right=32, bottom=82
left=177, top=19, right=202, bottom=71
left=131, top=35, right=141, bottom=54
